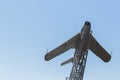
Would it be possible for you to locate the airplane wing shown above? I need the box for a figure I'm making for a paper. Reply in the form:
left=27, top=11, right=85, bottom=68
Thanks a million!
left=89, top=35, right=111, bottom=62
left=61, top=57, right=73, bottom=66
left=45, top=33, right=81, bottom=61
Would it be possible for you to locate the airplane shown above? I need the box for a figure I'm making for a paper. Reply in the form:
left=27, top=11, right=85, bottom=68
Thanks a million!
left=44, top=21, right=111, bottom=66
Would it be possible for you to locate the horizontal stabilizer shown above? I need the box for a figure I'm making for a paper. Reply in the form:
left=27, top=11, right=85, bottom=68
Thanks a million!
left=45, top=33, right=81, bottom=61
left=89, top=35, right=111, bottom=62
left=61, top=57, right=73, bottom=66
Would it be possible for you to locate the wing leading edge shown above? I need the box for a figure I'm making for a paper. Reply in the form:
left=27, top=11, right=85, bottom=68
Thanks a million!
left=89, top=35, right=111, bottom=62
left=45, top=33, right=81, bottom=61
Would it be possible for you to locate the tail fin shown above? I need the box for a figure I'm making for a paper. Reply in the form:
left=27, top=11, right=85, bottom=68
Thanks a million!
left=61, top=57, right=73, bottom=66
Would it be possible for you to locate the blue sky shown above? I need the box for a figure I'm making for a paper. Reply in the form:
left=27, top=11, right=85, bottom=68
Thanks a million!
left=0, top=0, right=120, bottom=80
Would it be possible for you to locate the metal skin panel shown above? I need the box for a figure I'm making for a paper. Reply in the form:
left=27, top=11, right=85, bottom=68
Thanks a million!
left=45, top=33, right=81, bottom=61
left=89, top=35, right=111, bottom=62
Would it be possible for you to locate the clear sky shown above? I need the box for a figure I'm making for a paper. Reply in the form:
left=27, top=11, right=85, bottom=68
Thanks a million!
left=0, top=0, right=120, bottom=80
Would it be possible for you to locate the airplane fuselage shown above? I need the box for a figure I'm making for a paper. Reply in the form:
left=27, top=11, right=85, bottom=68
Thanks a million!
left=79, top=21, right=91, bottom=51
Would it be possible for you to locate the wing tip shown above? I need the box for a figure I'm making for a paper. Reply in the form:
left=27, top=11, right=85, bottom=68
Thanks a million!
left=44, top=54, right=50, bottom=61
left=104, top=55, right=111, bottom=62
left=105, top=57, right=111, bottom=62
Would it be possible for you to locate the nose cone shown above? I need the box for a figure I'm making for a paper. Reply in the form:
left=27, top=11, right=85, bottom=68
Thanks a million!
left=85, top=21, right=91, bottom=25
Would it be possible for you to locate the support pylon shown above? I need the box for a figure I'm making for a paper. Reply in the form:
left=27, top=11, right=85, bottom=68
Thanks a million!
left=69, top=44, right=88, bottom=80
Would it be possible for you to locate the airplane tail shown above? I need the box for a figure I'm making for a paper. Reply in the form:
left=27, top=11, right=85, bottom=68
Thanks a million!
left=61, top=57, right=73, bottom=66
